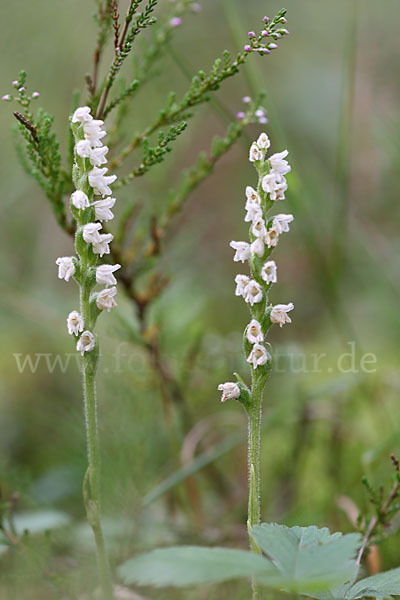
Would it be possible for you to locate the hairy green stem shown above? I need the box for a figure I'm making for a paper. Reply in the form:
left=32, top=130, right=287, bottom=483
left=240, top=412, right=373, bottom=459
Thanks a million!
left=247, top=376, right=264, bottom=599
left=82, top=359, right=114, bottom=600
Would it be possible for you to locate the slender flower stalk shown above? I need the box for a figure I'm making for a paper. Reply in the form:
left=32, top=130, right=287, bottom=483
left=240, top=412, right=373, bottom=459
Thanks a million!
left=56, top=106, right=121, bottom=600
left=218, top=132, right=294, bottom=599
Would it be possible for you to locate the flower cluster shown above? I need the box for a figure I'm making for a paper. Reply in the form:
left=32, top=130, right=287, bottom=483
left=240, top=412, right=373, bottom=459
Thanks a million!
left=243, top=9, right=289, bottom=56
left=218, top=132, right=294, bottom=401
left=56, top=106, right=120, bottom=356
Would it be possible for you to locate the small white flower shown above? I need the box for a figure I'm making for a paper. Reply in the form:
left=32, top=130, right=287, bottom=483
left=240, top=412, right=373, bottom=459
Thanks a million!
left=251, top=237, right=264, bottom=257
left=96, top=286, right=118, bottom=311
left=83, top=120, right=106, bottom=147
left=246, top=319, right=264, bottom=344
left=56, top=256, right=75, bottom=281
left=82, top=222, right=102, bottom=244
left=249, top=142, right=263, bottom=163
left=76, top=330, right=96, bottom=355
left=88, top=145, right=109, bottom=167
left=245, top=186, right=262, bottom=222
left=96, top=264, right=121, bottom=286
left=265, top=225, right=280, bottom=248
left=262, top=171, right=288, bottom=200
left=251, top=216, right=267, bottom=238
left=71, top=190, right=90, bottom=210
left=273, top=213, right=294, bottom=234
left=261, top=260, right=277, bottom=284
left=88, top=167, right=117, bottom=196
left=244, top=280, right=263, bottom=305
left=257, top=132, right=271, bottom=150
left=230, top=241, right=251, bottom=263
left=71, top=106, right=92, bottom=124
left=235, top=274, right=250, bottom=297
left=269, top=150, right=291, bottom=175
left=245, top=186, right=261, bottom=204
left=270, top=302, right=294, bottom=327
left=76, top=141, right=109, bottom=167
left=93, top=197, right=116, bottom=221
left=92, top=233, right=114, bottom=257
left=76, top=139, right=92, bottom=159
left=218, top=382, right=240, bottom=403
left=67, top=311, right=84, bottom=335
left=247, top=343, right=268, bottom=369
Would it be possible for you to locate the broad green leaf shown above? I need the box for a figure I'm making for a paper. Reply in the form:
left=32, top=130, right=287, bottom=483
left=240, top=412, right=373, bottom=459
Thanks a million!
left=251, top=523, right=361, bottom=594
left=119, top=546, right=277, bottom=587
left=347, top=568, right=400, bottom=599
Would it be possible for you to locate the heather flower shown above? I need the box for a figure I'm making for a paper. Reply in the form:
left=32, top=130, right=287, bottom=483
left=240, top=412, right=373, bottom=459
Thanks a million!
left=96, top=264, right=121, bottom=286
left=96, top=286, right=118, bottom=311
left=67, top=311, right=84, bottom=335
left=244, top=280, right=263, bottom=305
left=261, top=260, right=277, bottom=284
left=270, top=302, right=294, bottom=327
left=230, top=241, right=251, bottom=263
left=88, top=167, right=117, bottom=196
left=218, top=382, right=240, bottom=403
left=246, top=319, right=264, bottom=344
left=247, top=343, right=268, bottom=369
left=170, top=17, right=182, bottom=27
left=93, top=197, right=116, bottom=221
left=76, top=330, right=96, bottom=355
left=56, top=256, right=75, bottom=281
left=71, top=190, right=90, bottom=210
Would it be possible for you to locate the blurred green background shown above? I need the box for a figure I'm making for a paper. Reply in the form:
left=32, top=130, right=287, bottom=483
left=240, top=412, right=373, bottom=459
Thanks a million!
left=1, top=0, right=400, bottom=598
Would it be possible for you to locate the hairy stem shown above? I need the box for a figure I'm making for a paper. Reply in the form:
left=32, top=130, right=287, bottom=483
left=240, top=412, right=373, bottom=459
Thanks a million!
left=247, top=376, right=264, bottom=599
left=82, top=351, right=114, bottom=600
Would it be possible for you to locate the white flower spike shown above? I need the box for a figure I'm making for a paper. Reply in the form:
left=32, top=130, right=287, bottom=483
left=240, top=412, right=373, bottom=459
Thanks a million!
left=256, top=132, right=271, bottom=150
left=265, top=225, right=280, bottom=248
left=92, top=233, right=114, bottom=257
left=273, top=213, right=294, bottom=234
left=235, top=274, right=250, bottom=297
left=56, top=257, right=75, bottom=282
left=83, top=120, right=106, bottom=147
left=270, top=303, right=294, bottom=327
left=82, top=222, right=102, bottom=244
left=218, top=382, right=240, bottom=403
left=71, top=106, right=93, bottom=124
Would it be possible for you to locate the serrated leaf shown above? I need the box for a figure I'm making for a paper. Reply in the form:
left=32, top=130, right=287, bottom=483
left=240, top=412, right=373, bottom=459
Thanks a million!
left=118, top=546, right=277, bottom=587
left=347, top=568, right=400, bottom=600
left=251, top=523, right=361, bottom=594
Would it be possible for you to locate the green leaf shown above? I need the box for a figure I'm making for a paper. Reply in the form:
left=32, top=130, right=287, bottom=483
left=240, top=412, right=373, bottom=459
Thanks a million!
left=347, top=568, right=400, bottom=600
left=118, top=546, right=277, bottom=587
left=251, top=524, right=361, bottom=594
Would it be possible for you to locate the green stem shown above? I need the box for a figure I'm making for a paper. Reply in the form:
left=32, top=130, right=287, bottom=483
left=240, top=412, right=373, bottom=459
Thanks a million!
left=82, top=357, right=114, bottom=600
left=247, top=376, right=264, bottom=599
